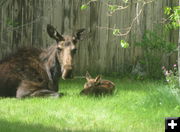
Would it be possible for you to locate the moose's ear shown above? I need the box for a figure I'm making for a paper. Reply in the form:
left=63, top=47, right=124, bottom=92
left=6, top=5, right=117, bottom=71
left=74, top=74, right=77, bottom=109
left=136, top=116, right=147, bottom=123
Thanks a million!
left=75, top=29, right=86, bottom=41
left=47, top=24, right=64, bottom=42
left=85, top=71, right=92, bottom=81
left=95, top=75, right=101, bottom=82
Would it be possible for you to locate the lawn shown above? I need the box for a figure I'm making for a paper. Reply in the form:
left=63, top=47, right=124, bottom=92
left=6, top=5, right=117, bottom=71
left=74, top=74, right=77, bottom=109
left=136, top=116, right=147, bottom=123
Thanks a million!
left=0, top=78, right=179, bottom=132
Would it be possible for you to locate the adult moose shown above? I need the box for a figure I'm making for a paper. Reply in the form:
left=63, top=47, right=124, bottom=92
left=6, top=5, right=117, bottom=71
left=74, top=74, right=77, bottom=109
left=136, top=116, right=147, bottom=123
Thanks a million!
left=0, top=24, right=85, bottom=98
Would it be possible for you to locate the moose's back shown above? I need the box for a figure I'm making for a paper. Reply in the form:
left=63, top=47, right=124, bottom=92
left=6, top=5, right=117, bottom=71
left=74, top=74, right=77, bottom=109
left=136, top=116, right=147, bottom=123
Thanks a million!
left=0, top=48, right=49, bottom=97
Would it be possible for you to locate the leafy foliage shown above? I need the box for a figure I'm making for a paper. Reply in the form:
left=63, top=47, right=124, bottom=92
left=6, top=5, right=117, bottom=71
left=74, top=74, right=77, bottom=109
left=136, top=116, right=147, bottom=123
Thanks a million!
left=164, top=7, right=172, bottom=15
left=120, top=40, right=129, bottom=48
left=164, top=6, right=180, bottom=29
left=162, top=64, right=179, bottom=89
left=135, top=30, right=177, bottom=53
left=112, top=29, right=120, bottom=36
left=81, top=4, right=88, bottom=10
left=123, top=0, right=129, bottom=3
left=134, top=30, right=177, bottom=79
left=108, top=5, right=118, bottom=12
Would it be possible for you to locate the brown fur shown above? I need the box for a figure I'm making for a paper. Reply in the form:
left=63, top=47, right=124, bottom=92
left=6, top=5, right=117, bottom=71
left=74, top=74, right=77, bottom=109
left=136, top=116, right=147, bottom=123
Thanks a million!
left=80, top=72, right=115, bottom=96
left=0, top=24, right=85, bottom=98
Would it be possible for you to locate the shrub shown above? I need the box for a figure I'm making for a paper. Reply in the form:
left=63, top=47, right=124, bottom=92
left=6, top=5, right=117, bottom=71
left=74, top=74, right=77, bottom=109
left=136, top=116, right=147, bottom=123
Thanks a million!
left=162, top=64, right=179, bottom=89
left=134, top=30, right=177, bottom=79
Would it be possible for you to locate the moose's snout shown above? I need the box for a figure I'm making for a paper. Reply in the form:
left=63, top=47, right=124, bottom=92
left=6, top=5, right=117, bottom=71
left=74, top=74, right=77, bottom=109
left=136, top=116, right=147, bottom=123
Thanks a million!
left=64, top=65, right=73, bottom=70
left=62, top=65, right=73, bottom=80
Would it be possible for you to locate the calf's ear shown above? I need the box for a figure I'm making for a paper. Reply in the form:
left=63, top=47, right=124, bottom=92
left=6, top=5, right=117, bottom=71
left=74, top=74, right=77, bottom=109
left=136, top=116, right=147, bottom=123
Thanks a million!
left=85, top=71, right=91, bottom=81
left=95, top=75, right=101, bottom=83
left=47, top=24, right=64, bottom=42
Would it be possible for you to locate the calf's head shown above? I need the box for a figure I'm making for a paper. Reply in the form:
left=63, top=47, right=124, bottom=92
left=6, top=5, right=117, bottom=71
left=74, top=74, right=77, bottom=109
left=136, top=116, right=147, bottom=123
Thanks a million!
left=47, top=24, right=85, bottom=79
left=84, top=72, right=102, bottom=89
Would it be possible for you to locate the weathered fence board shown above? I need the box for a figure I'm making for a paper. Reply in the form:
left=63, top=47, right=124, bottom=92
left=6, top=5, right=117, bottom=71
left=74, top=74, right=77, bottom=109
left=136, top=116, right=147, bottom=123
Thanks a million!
left=0, top=0, right=178, bottom=75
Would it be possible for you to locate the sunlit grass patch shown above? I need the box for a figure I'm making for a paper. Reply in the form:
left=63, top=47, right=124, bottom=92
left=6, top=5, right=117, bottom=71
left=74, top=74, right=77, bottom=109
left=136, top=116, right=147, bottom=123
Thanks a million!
left=0, top=78, right=179, bottom=132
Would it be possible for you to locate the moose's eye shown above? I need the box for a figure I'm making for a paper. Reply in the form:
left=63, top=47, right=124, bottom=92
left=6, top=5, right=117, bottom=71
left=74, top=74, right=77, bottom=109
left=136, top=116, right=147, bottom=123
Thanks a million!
left=71, top=48, right=77, bottom=54
left=72, top=40, right=77, bottom=44
left=72, top=37, right=77, bottom=44
left=57, top=47, right=63, bottom=52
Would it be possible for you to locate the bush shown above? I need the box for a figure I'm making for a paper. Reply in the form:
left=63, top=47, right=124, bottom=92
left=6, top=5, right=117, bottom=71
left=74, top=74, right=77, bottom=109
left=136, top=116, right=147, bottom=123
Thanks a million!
left=134, top=30, right=177, bottom=79
left=162, top=64, right=179, bottom=89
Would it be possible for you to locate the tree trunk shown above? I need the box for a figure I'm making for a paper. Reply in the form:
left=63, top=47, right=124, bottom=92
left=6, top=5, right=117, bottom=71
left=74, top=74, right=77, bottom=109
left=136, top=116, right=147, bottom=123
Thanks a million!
left=178, top=0, right=180, bottom=87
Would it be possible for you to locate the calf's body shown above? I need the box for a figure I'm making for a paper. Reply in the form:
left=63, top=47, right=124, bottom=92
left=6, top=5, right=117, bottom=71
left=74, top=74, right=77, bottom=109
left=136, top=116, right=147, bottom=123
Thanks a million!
left=80, top=72, right=115, bottom=96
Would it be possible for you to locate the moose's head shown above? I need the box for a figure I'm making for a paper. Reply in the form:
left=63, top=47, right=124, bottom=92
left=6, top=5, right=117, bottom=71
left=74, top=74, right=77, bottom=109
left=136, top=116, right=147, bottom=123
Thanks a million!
left=47, top=24, right=85, bottom=80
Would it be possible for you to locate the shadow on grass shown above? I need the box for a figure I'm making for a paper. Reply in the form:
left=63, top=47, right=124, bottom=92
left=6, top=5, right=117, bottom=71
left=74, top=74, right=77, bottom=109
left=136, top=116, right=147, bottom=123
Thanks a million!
left=0, top=119, right=95, bottom=132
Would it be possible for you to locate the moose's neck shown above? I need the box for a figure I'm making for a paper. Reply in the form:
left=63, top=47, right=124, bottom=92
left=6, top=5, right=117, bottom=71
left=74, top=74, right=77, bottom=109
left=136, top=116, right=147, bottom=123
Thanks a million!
left=39, top=45, right=61, bottom=81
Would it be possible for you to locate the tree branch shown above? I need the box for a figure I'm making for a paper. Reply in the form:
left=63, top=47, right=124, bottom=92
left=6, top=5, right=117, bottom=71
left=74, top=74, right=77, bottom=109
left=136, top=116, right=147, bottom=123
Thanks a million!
left=97, top=0, right=156, bottom=37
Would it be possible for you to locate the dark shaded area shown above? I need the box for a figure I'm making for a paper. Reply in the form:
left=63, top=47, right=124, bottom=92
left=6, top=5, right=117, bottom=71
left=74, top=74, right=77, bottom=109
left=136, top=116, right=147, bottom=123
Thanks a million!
left=0, top=119, right=97, bottom=132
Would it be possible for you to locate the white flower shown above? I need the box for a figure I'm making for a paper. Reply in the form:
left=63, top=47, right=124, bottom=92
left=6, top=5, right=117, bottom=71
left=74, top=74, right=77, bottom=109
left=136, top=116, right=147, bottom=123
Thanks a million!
left=173, top=64, right=177, bottom=67
left=165, top=71, right=169, bottom=76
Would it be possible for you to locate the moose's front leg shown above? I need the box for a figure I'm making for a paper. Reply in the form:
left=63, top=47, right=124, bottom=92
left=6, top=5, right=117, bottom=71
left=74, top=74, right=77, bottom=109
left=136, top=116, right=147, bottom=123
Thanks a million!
left=48, top=81, right=64, bottom=96
left=16, top=80, right=60, bottom=98
left=30, top=89, right=59, bottom=98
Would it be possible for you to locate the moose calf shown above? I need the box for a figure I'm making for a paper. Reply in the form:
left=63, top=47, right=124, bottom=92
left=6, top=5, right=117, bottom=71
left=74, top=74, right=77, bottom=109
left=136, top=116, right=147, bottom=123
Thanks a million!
left=80, top=72, right=115, bottom=96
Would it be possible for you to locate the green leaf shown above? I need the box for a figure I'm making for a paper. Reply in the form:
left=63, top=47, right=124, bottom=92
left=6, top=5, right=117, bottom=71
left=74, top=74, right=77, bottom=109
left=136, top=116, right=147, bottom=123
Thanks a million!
left=164, top=7, right=171, bottom=15
left=123, top=0, right=128, bottom=3
left=109, top=5, right=118, bottom=12
left=113, top=29, right=120, bottom=36
left=120, top=40, right=129, bottom=48
left=81, top=4, right=88, bottom=10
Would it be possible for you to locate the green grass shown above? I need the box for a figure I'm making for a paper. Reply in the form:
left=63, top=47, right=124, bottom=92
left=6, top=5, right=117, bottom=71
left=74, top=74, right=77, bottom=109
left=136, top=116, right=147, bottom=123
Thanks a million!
left=0, top=78, right=180, bottom=132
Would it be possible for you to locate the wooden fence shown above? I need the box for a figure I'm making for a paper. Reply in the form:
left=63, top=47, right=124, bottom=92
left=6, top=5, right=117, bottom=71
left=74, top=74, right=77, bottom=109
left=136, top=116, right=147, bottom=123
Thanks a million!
left=0, top=0, right=178, bottom=75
